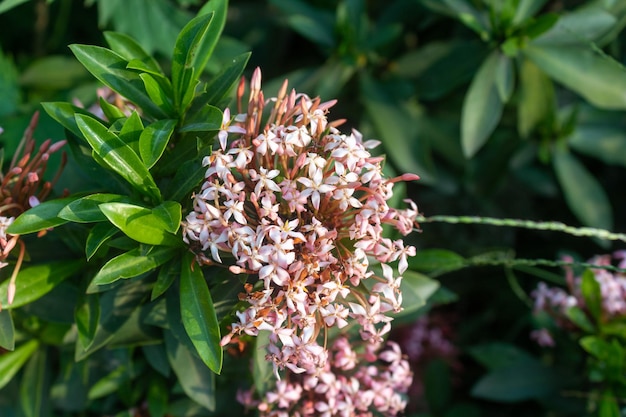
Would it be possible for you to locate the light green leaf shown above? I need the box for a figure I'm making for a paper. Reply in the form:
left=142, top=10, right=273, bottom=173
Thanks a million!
left=88, top=246, right=177, bottom=291
left=0, top=339, right=39, bottom=390
left=104, top=31, right=163, bottom=75
left=20, top=348, right=50, bottom=417
left=140, top=73, right=175, bottom=116
left=0, top=309, right=14, bottom=351
left=569, top=126, right=626, bottom=167
left=512, top=0, right=549, bottom=25
left=180, top=253, right=222, bottom=374
left=165, top=330, right=216, bottom=411
left=495, top=54, right=514, bottom=102
left=99, top=202, right=180, bottom=246
left=58, top=193, right=132, bottom=223
left=535, top=5, right=616, bottom=46
left=69, top=44, right=167, bottom=119
left=119, top=111, right=144, bottom=150
left=552, top=149, right=613, bottom=230
left=0, top=0, right=29, bottom=14
left=139, top=119, right=177, bottom=169
left=7, top=196, right=77, bottom=235
left=461, top=50, right=504, bottom=158
left=0, top=260, right=83, bottom=309
left=99, top=96, right=126, bottom=122
left=581, top=269, right=602, bottom=321
left=517, top=59, right=554, bottom=137
left=75, top=114, right=161, bottom=200
left=524, top=44, right=626, bottom=109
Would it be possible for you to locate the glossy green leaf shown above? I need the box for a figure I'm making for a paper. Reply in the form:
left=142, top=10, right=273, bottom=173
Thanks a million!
left=151, top=258, right=179, bottom=301
left=471, top=355, right=561, bottom=401
left=172, top=12, right=218, bottom=112
left=552, top=149, right=613, bottom=230
left=41, top=102, right=105, bottom=140
left=20, top=348, right=50, bottom=417
left=58, top=193, right=131, bottom=223
left=517, top=59, right=554, bottom=137
left=139, top=119, right=177, bottom=169
left=165, top=330, right=216, bottom=411
left=69, top=44, right=167, bottom=118
left=180, top=254, right=222, bottom=374
left=152, top=201, right=182, bottom=234
left=0, top=339, right=38, bottom=389
left=104, top=31, right=163, bottom=75
left=0, top=0, right=29, bottom=14
left=99, top=96, right=126, bottom=122
left=75, top=114, right=161, bottom=200
left=524, top=44, right=626, bottom=109
left=140, top=73, right=176, bottom=116
left=569, top=126, right=626, bottom=167
left=7, top=196, right=78, bottom=235
left=77, top=278, right=151, bottom=360
left=119, top=111, right=144, bottom=150
left=179, top=104, right=222, bottom=133
left=86, top=223, right=118, bottom=260
left=0, top=260, right=83, bottom=309
left=0, top=309, right=14, bottom=351
left=461, top=50, right=504, bottom=158
left=199, top=52, right=250, bottom=105
left=99, top=202, right=180, bottom=246
left=87, top=246, right=177, bottom=291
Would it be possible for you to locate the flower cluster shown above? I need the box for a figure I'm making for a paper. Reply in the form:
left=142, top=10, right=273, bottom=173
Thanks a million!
left=238, top=338, right=412, bottom=417
left=0, top=112, right=66, bottom=308
left=530, top=252, right=626, bottom=346
left=183, top=68, right=419, bottom=414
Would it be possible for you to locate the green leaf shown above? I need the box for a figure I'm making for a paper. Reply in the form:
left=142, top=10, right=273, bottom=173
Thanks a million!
left=140, top=73, right=176, bottom=116
left=179, top=104, right=222, bottom=133
left=517, top=59, right=554, bottom=137
left=75, top=293, right=100, bottom=351
left=85, top=223, right=119, bottom=261
left=564, top=306, right=595, bottom=333
left=20, top=55, right=88, bottom=90
left=0, top=339, right=38, bottom=390
left=99, top=96, right=126, bottom=122
left=147, top=374, right=169, bottom=417
left=7, top=196, right=78, bottom=235
left=552, top=149, right=613, bottom=230
left=461, top=50, right=504, bottom=158
left=535, top=5, right=616, bottom=46
left=397, top=270, right=440, bottom=317
left=88, top=365, right=131, bottom=400
left=424, top=359, right=451, bottom=415
left=0, top=309, right=15, bottom=351
left=139, top=119, right=177, bottom=169
left=104, top=31, right=163, bottom=75
left=495, top=54, right=514, bottom=102
left=512, top=0, right=549, bottom=25
left=99, top=202, right=180, bottom=246
left=172, top=12, right=220, bottom=112
left=468, top=342, right=535, bottom=370
left=42, top=102, right=105, bottom=140
left=199, top=52, right=250, bottom=105
left=180, top=254, right=222, bottom=374
left=151, top=258, right=179, bottom=301
left=87, top=246, right=177, bottom=291
left=524, top=44, right=626, bottom=109
left=152, top=201, right=182, bottom=234
left=0, top=0, right=29, bottom=14
left=253, top=330, right=273, bottom=395
left=410, top=249, right=465, bottom=274
left=69, top=44, right=167, bottom=119
left=471, top=355, right=561, bottom=402
left=581, top=269, right=602, bottom=321
left=77, top=278, right=151, bottom=360
left=75, top=114, right=161, bottom=200
left=143, top=344, right=171, bottom=377
left=119, top=111, right=144, bottom=150
left=568, top=126, right=626, bottom=167
left=0, top=260, right=83, bottom=309
left=20, top=348, right=50, bottom=417
left=58, top=193, right=132, bottom=223
left=164, top=159, right=205, bottom=202
left=165, top=330, right=216, bottom=411
left=270, top=0, right=335, bottom=48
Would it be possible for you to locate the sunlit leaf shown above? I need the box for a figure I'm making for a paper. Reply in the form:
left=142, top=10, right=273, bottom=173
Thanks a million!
left=7, top=196, right=77, bottom=235
left=58, top=193, right=132, bottom=223
left=99, top=202, right=180, bottom=246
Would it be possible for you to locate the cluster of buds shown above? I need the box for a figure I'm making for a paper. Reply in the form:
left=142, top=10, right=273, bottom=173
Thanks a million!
left=182, top=68, right=420, bottom=415
left=0, top=112, right=66, bottom=308
left=530, top=252, right=626, bottom=346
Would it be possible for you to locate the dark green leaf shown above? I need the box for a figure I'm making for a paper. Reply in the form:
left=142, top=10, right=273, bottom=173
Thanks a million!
left=410, top=249, right=465, bottom=274
left=512, top=0, right=549, bottom=25
left=139, top=119, right=177, bottom=169
left=87, top=246, right=177, bottom=291
left=552, top=149, right=613, bottom=230
left=0, top=0, right=29, bottom=15
left=152, top=201, right=182, bottom=234
left=253, top=330, right=272, bottom=395
left=143, top=344, right=171, bottom=377
left=88, top=365, right=130, bottom=400
left=69, top=44, right=167, bottom=119
left=199, top=52, right=250, bottom=105
left=270, top=0, right=335, bottom=47
left=163, top=159, right=205, bottom=202
left=151, top=258, right=179, bottom=301
left=165, top=330, right=216, bottom=411
left=19, top=348, right=50, bottom=417
left=468, top=342, right=535, bottom=370
left=104, top=31, right=163, bottom=75
left=581, top=269, right=602, bottom=321
left=0, top=339, right=38, bottom=389
left=7, top=196, right=78, bottom=235
left=75, top=114, right=161, bottom=200
left=524, top=44, right=626, bottom=109
left=461, top=50, right=504, bottom=158
left=42, top=102, right=106, bottom=140
left=75, top=293, right=100, bottom=351
left=424, top=359, right=451, bottom=415
left=119, top=111, right=144, bottom=151
left=85, top=223, right=119, bottom=260
left=0, top=260, right=83, bottom=309
left=99, top=202, right=180, bottom=246
left=397, top=270, right=440, bottom=317
left=180, top=253, right=222, bottom=374
left=179, top=104, right=222, bottom=133
left=147, top=374, right=169, bottom=417
left=0, top=309, right=15, bottom=351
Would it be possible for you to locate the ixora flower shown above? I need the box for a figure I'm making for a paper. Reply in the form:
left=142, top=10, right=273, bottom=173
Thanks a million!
left=183, top=68, right=419, bottom=416
left=0, top=112, right=66, bottom=309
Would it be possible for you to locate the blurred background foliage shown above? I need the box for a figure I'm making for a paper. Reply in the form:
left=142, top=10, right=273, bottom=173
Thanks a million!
left=1, top=0, right=626, bottom=416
